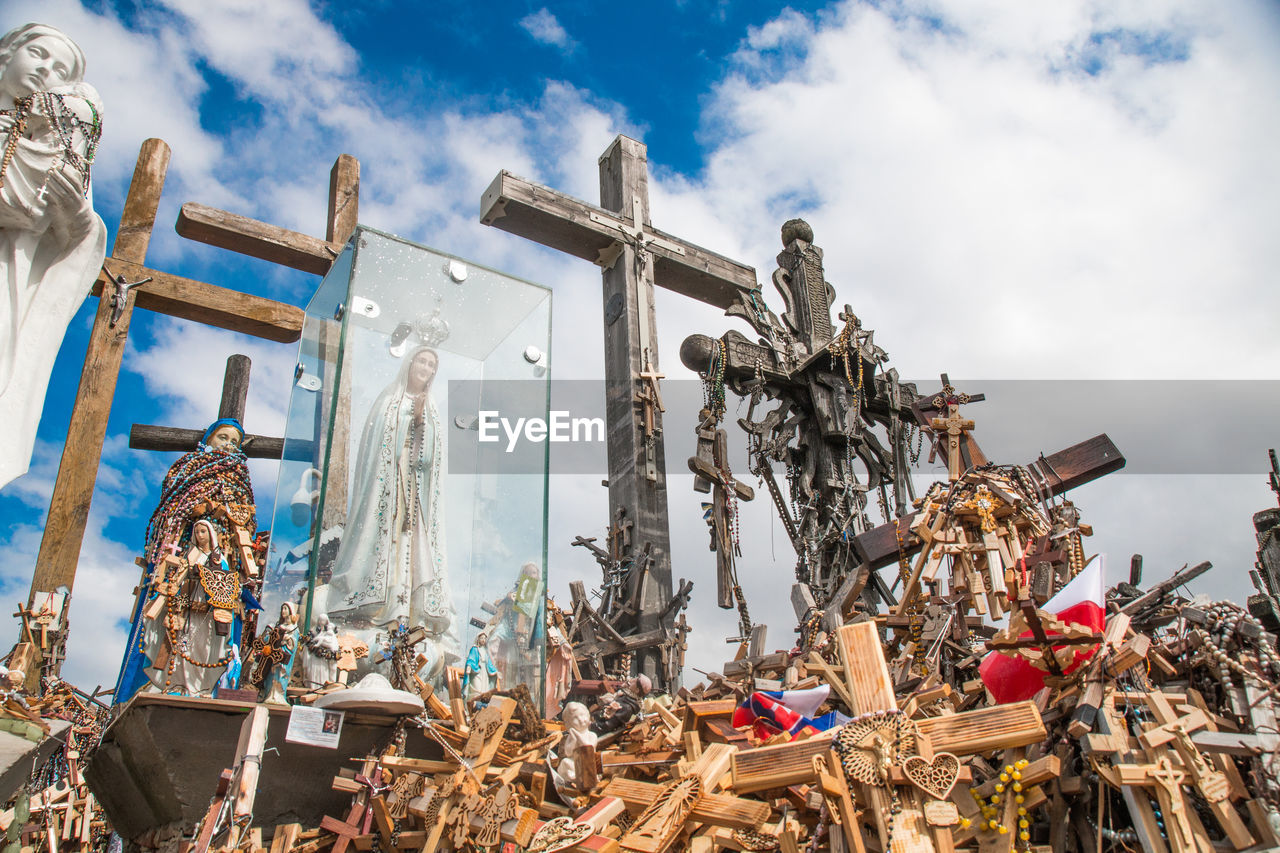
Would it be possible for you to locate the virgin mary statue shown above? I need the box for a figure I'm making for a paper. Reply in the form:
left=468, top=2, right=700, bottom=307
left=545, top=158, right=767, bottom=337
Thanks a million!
left=0, top=24, right=106, bottom=489
left=325, top=347, right=457, bottom=663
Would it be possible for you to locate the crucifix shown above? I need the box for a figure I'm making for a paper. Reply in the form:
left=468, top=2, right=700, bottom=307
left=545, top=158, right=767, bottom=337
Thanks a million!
left=930, top=403, right=975, bottom=483
left=689, top=409, right=755, bottom=611
left=480, top=135, right=758, bottom=684
left=916, top=375, right=984, bottom=482
left=23, top=138, right=360, bottom=674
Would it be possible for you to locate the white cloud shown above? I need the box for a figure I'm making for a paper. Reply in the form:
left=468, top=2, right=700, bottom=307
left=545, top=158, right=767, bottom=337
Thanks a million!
left=519, top=8, right=576, bottom=53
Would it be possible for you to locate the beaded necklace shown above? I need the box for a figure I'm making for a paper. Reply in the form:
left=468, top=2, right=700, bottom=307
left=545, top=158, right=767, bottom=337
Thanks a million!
left=0, top=91, right=101, bottom=195
left=144, top=446, right=254, bottom=565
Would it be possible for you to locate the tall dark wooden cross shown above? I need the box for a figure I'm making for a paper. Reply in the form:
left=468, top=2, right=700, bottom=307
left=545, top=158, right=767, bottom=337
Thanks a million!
left=479, top=135, right=759, bottom=681
left=25, top=138, right=360, bottom=674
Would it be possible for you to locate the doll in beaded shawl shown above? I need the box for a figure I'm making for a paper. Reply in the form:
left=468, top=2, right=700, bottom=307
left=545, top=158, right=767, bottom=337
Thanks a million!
left=324, top=347, right=458, bottom=680
left=114, top=419, right=257, bottom=702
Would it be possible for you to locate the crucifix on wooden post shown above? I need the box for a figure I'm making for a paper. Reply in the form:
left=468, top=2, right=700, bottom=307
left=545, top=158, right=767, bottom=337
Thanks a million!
left=23, top=138, right=360, bottom=676
left=480, top=135, right=758, bottom=685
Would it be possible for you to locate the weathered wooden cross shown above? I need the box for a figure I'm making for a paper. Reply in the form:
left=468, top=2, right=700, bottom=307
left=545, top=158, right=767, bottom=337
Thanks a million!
left=480, top=135, right=759, bottom=682
left=128, top=354, right=283, bottom=458
left=25, top=138, right=360, bottom=674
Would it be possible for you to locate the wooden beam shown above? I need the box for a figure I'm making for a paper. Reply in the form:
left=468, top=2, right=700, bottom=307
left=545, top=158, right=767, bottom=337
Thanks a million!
left=600, top=778, right=769, bottom=830
left=128, top=425, right=285, bottom=459
left=327, top=154, right=360, bottom=244
left=90, top=259, right=302, bottom=343
left=916, top=701, right=1046, bottom=756
left=177, top=202, right=344, bottom=276
left=480, top=170, right=757, bottom=310
left=29, top=139, right=171, bottom=600
left=854, top=434, right=1126, bottom=569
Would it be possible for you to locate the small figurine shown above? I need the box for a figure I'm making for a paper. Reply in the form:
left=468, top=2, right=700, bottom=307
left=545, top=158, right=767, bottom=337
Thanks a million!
left=590, top=674, right=650, bottom=736
left=487, top=561, right=544, bottom=689
left=301, top=613, right=340, bottom=689
left=462, top=630, right=498, bottom=702
left=218, top=644, right=242, bottom=692
left=247, top=602, right=299, bottom=705
left=555, top=701, right=598, bottom=790
left=544, top=625, right=575, bottom=718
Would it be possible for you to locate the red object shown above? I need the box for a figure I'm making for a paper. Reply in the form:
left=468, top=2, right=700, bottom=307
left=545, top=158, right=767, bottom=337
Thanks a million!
left=979, top=559, right=1105, bottom=704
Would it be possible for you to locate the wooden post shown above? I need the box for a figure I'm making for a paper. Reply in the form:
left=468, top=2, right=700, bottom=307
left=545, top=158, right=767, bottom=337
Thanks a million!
left=28, top=139, right=170, bottom=601
left=232, top=706, right=270, bottom=820
left=218, top=355, right=251, bottom=422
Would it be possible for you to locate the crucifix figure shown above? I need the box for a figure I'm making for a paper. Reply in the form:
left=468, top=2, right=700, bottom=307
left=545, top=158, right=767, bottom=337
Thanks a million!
left=481, top=135, right=757, bottom=686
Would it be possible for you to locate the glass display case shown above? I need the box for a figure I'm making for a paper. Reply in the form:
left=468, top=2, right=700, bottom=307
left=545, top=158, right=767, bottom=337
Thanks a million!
left=264, top=226, right=552, bottom=702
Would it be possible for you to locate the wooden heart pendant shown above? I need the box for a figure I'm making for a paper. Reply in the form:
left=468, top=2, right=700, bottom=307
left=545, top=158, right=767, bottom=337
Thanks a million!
left=902, top=752, right=961, bottom=800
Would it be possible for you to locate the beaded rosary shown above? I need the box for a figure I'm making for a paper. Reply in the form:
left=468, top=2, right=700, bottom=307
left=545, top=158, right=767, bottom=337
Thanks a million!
left=144, top=446, right=255, bottom=566
left=0, top=90, right=101, bottom=197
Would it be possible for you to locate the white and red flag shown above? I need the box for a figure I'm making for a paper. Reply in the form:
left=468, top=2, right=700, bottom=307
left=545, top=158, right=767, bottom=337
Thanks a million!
left=979, top=557, right=1106, bottom=704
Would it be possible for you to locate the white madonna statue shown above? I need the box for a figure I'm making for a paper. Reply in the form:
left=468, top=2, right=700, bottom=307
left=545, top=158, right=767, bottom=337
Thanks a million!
left=324, top=346, right=458, bottom=671
left=0, top=23, right=106, bottom=489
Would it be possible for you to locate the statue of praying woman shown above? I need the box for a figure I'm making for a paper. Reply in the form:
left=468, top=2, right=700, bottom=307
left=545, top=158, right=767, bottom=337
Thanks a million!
left=324, top=347, right=457, bottom=672
left=0, top=23, right=106, bottom=489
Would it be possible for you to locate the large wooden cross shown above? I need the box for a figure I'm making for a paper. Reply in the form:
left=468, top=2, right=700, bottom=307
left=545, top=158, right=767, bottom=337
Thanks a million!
left=26, top=139, right=359, bottom=670
left=479, top=136, right=758, bottom=680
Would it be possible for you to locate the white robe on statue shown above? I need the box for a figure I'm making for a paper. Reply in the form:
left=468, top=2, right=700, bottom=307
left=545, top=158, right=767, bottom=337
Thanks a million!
left=0, top=108, right=107, bottom=489
left=325, top=353, right=457, bottom=659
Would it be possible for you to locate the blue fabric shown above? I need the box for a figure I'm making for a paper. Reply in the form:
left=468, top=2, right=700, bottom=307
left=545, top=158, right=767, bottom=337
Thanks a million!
left=113, top=584, right=153, bottom=704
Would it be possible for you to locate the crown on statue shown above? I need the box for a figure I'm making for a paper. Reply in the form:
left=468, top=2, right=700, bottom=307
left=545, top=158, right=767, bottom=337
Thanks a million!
left=413, top=307, right=451, bottom=348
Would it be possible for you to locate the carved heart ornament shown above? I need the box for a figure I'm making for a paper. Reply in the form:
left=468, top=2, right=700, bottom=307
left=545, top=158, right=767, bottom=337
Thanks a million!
left=902, top=752, right=961, bottom=800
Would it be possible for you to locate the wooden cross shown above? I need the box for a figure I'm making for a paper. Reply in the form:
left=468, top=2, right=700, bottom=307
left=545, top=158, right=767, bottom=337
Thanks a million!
left=688, top=413, right=755, bottom=609
left=853, top=434, right=1125, bottom=574
left=24, top=139, right=359, bottom=674
left=127, top=354, right=284, bottom=458
left=606, top=508, right=634, bottom=563
left=930, top=403, right=975, bottom=483
left=480, top=136, right=757, bottom=684
left=635, top=367, right=666, bottom=442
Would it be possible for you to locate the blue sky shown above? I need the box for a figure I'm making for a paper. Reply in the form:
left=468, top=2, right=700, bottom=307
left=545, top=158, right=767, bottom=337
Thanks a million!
left=2, top=0, right=1279, bottom=686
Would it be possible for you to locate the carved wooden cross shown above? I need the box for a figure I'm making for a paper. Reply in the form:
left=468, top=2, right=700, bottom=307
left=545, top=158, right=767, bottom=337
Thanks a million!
left=688, top=412, right=755, bottom=609
left=930, top=403, right=975, bottom=483
left=25, top=139, right=358, bottom=674
left=480, top=136, right=757, bottom=683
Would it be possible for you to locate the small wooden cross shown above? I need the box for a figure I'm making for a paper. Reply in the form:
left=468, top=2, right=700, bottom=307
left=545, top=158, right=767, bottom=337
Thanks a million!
left=141, top=554, right=187, bottom=621
left=930, top=402, right=976, bottom=482
left=606, top=509, right=634, bottom=562
left=687, top=413, right=755, bottom=610
left=318, top=801, right=367, bottom=853
left=634, top=367, right=667, bottom=445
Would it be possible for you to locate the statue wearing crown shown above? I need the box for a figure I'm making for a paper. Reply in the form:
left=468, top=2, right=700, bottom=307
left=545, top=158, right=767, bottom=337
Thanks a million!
left=322, top=310, right=457, bottom=680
